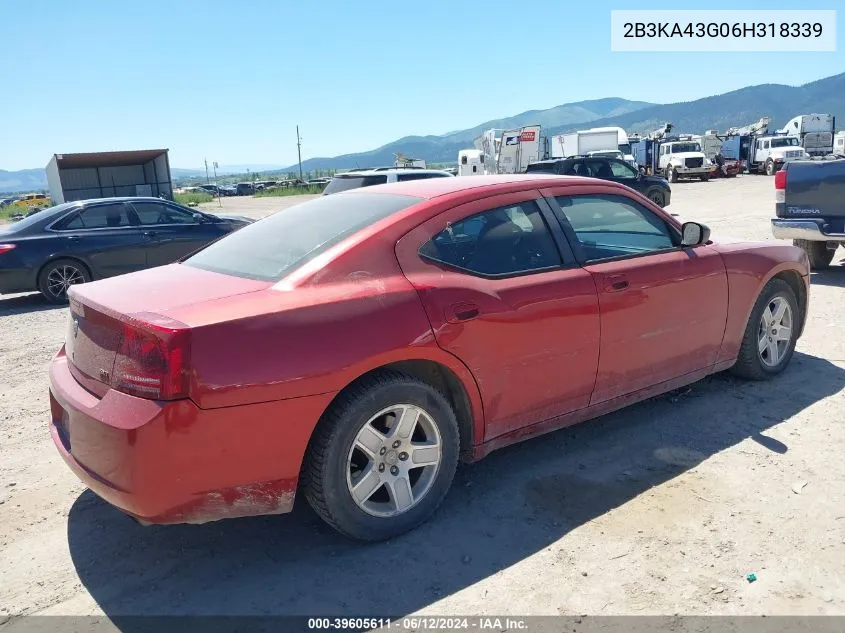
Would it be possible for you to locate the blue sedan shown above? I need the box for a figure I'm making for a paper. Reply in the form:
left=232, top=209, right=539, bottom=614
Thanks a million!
left=0, top=197, right=253, bottom=302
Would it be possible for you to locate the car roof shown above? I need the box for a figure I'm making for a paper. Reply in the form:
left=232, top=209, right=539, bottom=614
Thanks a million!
left=57, top=196, right=182, bottom=206
left=334, top=168, right=452, bottom=177
left=341, top=173, right=592, bottom=200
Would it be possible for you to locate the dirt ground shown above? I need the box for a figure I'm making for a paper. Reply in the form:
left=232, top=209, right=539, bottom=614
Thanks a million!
left=1, top=177, right=844, bottom=625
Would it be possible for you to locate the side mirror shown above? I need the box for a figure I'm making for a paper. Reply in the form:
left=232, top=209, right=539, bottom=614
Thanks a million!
left=681, top=221, right=711, bottom=246
left=192, top=213, right=205, bottom=223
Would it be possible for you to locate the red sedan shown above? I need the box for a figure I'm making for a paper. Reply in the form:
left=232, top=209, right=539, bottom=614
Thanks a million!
left=49, top=175, right=810, bottom=541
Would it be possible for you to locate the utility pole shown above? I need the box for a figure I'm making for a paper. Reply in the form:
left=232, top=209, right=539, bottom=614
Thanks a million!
left=213, top=161, right=221, bottom=208
left=296, top=125, right=303, bottom=182
left=204, top=159, right=210, bottom=184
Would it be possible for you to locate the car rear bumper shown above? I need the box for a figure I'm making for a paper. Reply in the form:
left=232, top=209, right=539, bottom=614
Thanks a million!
left=0, top=268, right=36, bottom=294
left=49, top=347, right=334, bottom=525
left=771, top=219, right=845, bottom=242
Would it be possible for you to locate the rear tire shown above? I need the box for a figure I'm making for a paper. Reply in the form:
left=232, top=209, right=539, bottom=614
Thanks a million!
left=730, top=278, right=799, bottom=381
left=793, top=239, right=835, bottom=270
left=37, top=258, right=91, bottom=304
left=699, top=174, right=710, bottom=182
left=303, top=371, right=460, bottom=542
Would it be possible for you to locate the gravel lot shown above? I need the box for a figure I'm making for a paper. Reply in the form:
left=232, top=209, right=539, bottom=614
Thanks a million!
left=1, top=177, right=844, bottom=624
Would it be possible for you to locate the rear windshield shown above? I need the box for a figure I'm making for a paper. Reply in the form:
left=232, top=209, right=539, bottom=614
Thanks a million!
left=183, top=192, right=421, bottom=281
left=323, top=175, right=388, bottom=195
left=525, top=162, right=557, bottom=173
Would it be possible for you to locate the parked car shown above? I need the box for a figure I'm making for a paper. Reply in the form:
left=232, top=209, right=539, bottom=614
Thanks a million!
left=322, top=168, right=453, bottom=195
left=0, top=197, right=253, bottom=302
left=48, top=175, right=808, bottom=541
left=771, top=158, right=845, bottom=269
left=196, top=184, right=220, bottom=196
left=236, top=183, right=255, bottom=196
left=526, top=156, right=672, bottom=207
left=218, top=185, right=238, bottom=197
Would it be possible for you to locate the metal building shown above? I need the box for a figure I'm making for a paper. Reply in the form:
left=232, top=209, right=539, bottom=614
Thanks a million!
left=45, top=149, right=173, bottom=204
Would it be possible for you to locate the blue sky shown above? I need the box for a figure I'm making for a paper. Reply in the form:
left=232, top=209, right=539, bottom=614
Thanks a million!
left=2, top=0, right=842, bottom=170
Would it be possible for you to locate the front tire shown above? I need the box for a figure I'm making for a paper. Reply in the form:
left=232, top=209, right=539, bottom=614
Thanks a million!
left=37, top=258, right=91, bottom=303
left=303, top=371, right=460, bottom=541
left=793, top=239, right=835, bottom=270
left=765, top=159, right=776, bottom=176
left=730, top=278, right=799, bottom=380
left=647, top=189, right=666, bottom=207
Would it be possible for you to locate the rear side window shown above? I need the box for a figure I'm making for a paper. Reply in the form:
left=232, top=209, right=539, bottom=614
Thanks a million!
left=67, top=203, right=132, bottom=229
left=419, top=201, right=561, bottom=277
left=323, top=175, right=388, bottom=195
left=184, top=192, right=422, bottom=281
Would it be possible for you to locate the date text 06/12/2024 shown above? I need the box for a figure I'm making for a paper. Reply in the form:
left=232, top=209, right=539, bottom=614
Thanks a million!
left=610, top=10, right=836, bottom=52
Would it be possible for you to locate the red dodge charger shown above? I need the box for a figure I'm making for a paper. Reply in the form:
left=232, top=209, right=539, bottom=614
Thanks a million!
left=49, top=174, right=810, bottom=541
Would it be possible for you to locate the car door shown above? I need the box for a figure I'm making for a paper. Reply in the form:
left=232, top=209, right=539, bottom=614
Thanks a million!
left=395, top=191, right=601, bottom=441
left=541, top=185, right=729, bottom=404
left=130, top=200, right=226, bottom=267
left=50, top=202, right=149, bottom=278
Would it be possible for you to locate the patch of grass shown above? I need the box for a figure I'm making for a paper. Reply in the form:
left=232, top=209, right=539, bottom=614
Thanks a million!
left=174, top=192, right=214, bottom=206
left=255, top=185, right=325, bottom=197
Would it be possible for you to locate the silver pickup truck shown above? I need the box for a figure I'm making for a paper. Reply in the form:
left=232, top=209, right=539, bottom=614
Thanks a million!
left=772, top=159, right=845, bottom=270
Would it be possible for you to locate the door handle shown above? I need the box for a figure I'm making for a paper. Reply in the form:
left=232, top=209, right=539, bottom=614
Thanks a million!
left=446, top=302, right=480, bottom=323
left=604, top=274, right=629, bottom=292
left=66, top=235, right=80, bottom=241
left=143, top=231, right=157, bottom=238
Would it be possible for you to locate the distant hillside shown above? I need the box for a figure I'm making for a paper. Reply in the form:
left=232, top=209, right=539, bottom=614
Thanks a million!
left=546, top=72, right=845, bottom=138
left=284, top=98, right=655, bottom=172
left=0, top=165, right=287, bottom=194
left=285, top=72, right=845, bottom=172
left=0, top=168, right=48, bottom=194
left=439, top=97, right=654, bottom=144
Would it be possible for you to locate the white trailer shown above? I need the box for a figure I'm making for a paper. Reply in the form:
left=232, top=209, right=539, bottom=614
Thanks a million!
left=833, top=131, right=845, bottom=156
left=457, top=149, right=485, bottom=176
left=582, top=126, right=635, bottom=163
left=46, top=149, right=173, bottom=203
left=779, top=114, right=835, bottom=156
left=475, top=125, right=542, bottom=174
left=550, top=129, right=620, bottom=159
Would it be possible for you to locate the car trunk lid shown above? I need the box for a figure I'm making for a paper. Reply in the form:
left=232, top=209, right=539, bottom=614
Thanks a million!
left=65, top=264, right=271, bottom=397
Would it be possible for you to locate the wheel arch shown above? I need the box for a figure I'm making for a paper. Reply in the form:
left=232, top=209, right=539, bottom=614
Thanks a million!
left=309, top=354, right=484, bottom=465
left=769, top=268, right=807, bottom=338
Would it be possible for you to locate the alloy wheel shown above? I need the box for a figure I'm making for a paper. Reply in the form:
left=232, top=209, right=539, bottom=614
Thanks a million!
left=757, top=296, right=793, bottom=367
left=46, top=264, right=85, bottom=299
left=346, top=404, right=442, bottom=518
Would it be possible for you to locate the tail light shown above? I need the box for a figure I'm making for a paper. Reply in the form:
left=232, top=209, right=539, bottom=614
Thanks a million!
left=774, top=168, right=786, bottom=203
left=112, top=313, right=191, bottom=400
left=0, top=244, right=16, bottom=255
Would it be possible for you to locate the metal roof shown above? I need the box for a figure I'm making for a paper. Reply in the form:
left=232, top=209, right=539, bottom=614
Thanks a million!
left=52, top=149, right=168, bottom=169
